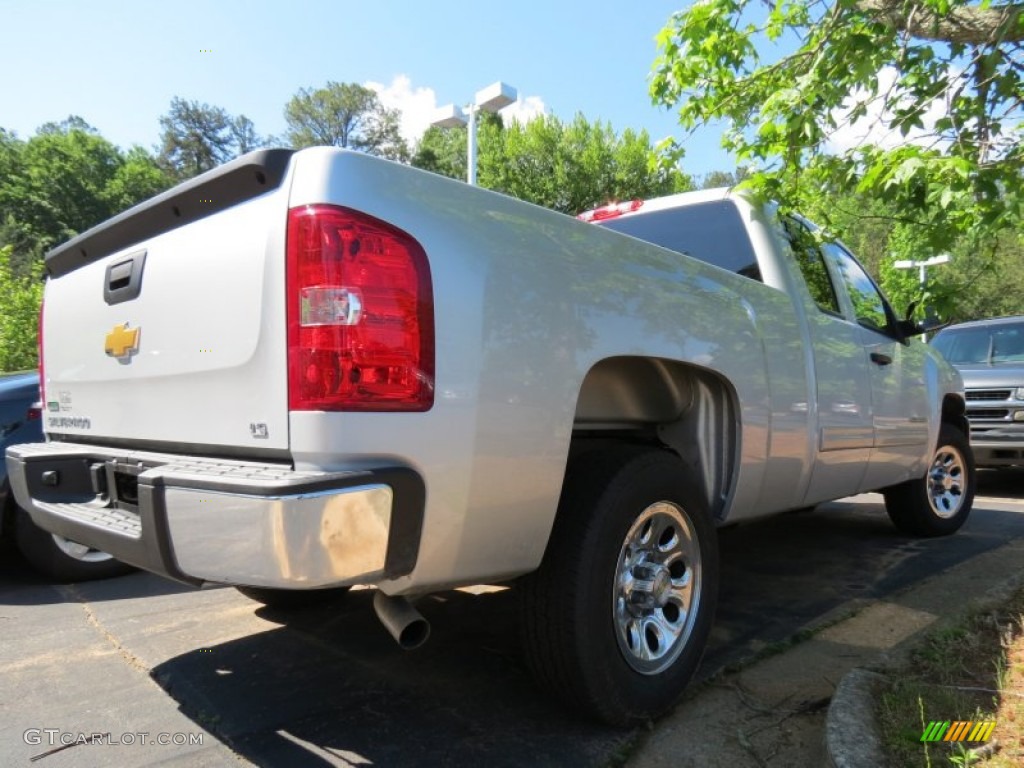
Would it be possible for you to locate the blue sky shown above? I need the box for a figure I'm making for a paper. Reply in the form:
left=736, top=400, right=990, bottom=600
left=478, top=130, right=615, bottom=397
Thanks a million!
left=0, top=0, right=734, bottom=178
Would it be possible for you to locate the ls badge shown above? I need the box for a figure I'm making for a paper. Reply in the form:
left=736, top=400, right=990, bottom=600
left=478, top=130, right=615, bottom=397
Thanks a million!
left=105, top=323, right=141, bottom=361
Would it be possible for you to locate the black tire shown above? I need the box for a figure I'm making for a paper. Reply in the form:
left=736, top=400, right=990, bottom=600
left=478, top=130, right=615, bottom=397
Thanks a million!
left=14, top=510, right=134, bottom=582
left=519, top=447, right=719, bottom=725
left=235, top=585, right=352, bottom=609
left=883, top=423, right=975, bottom=537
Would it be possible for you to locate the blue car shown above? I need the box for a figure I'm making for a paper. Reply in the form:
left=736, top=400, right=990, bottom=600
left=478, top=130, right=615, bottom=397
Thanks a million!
left=1, top=371, right=132, bottom=581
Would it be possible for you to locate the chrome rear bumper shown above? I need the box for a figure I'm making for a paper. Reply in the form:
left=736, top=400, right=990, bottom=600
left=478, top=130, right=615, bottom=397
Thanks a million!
left=4, top=441, right=424, bottom=588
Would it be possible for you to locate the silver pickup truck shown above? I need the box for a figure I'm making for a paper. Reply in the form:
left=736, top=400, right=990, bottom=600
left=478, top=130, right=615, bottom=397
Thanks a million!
left=6, top=147, right=973, bottom=724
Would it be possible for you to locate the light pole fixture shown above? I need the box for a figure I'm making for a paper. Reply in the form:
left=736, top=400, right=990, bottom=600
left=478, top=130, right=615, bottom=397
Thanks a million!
left=432, top=81, right=518, bottom=185
left=894, top=254, right=951, bottom=339
left=893, top=253, right=951, bottom=287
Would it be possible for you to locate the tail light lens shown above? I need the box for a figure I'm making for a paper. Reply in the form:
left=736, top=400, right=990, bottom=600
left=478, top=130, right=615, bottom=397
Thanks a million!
left=286, top=205, right=434, bottom=411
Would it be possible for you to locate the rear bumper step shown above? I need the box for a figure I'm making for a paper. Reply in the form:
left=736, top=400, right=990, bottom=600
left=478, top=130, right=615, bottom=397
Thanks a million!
left=4, top=441, right=424, bottom=588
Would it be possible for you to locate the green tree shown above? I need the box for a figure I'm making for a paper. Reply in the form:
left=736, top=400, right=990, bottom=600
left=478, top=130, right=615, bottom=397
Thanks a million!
left=0, top=245, right=43, bottom=372
left=798, top=186, right=1024, bottom=321
left=411, top=124, right=467, bottom=179
left=699, top=168, right=751, bottom=190
left=0, top=119, right=173, bottom=271
left=158, top=97, right=235, bottom=178
left=283, top=82, right=409, bottom=159
left=231, top=115, right=264, bottom=155
left=0, top=129, right=32, bottom=265
left=6, top=118, right=123, bottom=254
left=482, top=114, right=691, bottom=213
left=417, top=113, right=691, bottom=214
left=104, top=146, right=172, bottom=213
left=650, top=0, right=1024, bottom=253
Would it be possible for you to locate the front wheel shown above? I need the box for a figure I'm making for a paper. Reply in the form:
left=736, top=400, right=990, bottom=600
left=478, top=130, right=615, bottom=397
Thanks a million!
left=884, top=423, right=975, bottom=537
left=519, top=447, right=718, bottom=725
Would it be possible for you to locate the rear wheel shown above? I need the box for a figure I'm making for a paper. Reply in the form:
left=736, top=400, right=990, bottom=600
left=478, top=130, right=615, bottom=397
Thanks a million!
left=519, top=447, right=718, bottom=725
left=14, top=510, right=134, bottom=582
left=235, top=586, right=352, bottom=609
left=884, top=423, right=975, bottom=537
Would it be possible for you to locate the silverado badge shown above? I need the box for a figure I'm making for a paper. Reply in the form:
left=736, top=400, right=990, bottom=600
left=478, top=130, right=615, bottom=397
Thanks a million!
left=105, top=323, right=141, bottom=360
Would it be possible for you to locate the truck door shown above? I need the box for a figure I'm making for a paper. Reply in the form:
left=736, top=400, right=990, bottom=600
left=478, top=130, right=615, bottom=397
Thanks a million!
left=819, top=242, right=931, bottom=488
left=784, top=221, right=874, bottom=503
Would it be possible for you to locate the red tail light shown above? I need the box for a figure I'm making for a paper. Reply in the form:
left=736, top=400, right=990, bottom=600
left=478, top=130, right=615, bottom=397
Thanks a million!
left=37, top=299, right=45, bottom=408
left=286, top=205, right=434, bottom=411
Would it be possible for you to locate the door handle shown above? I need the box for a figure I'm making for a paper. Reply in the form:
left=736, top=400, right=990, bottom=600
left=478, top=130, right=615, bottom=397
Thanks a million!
left=104, top=249, right=147, bottom=306
left=870, top=352, right=892, bottom=366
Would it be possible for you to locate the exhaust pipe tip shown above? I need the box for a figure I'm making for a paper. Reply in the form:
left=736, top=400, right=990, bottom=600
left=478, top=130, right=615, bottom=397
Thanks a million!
left=373, top=591, right=430, bottom=650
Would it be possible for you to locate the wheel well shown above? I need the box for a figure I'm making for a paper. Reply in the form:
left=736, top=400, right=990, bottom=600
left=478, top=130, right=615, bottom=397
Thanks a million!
left=942, top=393, right=969, bottom=436
left=570, top=357, right=739, bottom=519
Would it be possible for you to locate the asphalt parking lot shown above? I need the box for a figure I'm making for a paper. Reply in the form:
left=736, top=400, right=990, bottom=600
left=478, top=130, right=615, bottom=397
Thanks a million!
left=2, top=471, right=1023, bottom=768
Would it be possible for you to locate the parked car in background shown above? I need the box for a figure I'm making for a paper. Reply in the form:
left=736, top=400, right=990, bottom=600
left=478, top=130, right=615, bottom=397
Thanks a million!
left=931, top=316, right=1024, bottom=468
left=1, top=371, right=131, bottom=581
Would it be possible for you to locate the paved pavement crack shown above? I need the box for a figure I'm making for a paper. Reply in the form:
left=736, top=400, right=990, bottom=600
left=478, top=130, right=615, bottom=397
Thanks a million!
left=53, top=584, right=251, bottom=764
left=57, top=584, right=154, bottom=675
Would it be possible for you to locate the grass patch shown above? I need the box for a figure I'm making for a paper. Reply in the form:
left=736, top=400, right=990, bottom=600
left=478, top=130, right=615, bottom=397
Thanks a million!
left=879, top=585, right=1024, bottom=766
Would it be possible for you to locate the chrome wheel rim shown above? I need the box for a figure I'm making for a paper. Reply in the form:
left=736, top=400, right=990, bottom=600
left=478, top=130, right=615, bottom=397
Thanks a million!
left=51, top=535, right=113, bottom=563
left=613, top=501, right=702, bottom=675
left=927, top=443, right=967, bottom=519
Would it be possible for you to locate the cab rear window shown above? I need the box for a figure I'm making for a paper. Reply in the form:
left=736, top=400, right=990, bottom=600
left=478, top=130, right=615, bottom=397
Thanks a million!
left=598, top=200, right=762, bottom=281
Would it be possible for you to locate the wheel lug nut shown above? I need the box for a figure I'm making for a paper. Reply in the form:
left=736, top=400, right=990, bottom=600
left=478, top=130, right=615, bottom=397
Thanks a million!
left=632, top=564, right=657, bottom=580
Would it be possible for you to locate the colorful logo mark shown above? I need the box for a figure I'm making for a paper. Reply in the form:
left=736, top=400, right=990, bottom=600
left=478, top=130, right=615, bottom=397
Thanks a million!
left=920, top=720, right=996, bottom=743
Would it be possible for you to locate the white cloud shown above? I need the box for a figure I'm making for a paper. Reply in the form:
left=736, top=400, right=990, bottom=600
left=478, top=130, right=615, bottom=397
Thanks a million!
left=825, top=66, right=950, bottom=153
left=500, top=95, right=546, bottom=126
left=366, top=75, right=546, bottom=145
left=365, top=75, right=440, bottom=145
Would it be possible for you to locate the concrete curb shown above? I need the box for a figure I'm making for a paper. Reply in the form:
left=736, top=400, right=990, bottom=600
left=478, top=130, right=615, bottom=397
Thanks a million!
left=825, top=668, right=889, bottom=768
left=823, top=547, right=1024, bottom=768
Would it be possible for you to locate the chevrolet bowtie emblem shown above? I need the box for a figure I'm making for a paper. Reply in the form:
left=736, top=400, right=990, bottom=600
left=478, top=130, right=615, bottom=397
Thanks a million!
left=105, top=323, right=140, bottom=359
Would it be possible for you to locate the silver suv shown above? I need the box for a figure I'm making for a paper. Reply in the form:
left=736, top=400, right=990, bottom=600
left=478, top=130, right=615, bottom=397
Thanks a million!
left=931, top=316, right=1024, bottom=467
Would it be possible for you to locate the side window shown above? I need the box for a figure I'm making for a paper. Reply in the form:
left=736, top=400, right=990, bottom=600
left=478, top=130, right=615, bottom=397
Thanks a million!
left=782, top=219, right=841, bottom=315
left=821, top=243, right=891, bottom=334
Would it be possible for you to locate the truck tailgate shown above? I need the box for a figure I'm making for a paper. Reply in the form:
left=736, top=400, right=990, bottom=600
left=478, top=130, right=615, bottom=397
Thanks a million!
left=42, top=152, right=292, bottom=454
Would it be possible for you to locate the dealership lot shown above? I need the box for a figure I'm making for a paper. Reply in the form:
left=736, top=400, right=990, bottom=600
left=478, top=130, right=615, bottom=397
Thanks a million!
left=2, top=473, right=1023, bottom=768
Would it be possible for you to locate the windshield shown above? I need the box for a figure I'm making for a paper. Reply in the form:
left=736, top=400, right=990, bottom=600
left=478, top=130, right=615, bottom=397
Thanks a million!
left=931, top=321, right=1024, bottom=364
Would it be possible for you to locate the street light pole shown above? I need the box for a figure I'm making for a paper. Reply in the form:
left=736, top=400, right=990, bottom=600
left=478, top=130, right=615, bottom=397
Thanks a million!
left=432, top=81, right=518, bottom=186
left=467, top=104, right=477, bottom=186
left=893, top=254, right=951, bottom=291
left=893, top=254, right=951, bottom=340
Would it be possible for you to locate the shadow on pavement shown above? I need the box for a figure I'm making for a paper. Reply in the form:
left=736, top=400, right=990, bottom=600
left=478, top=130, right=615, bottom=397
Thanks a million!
left=148, top=498, right=1024, bottom=767
left=0, top=565, right=207, bottom=607
left=153, top=588, right=631, bottom=767
left=977, top=467, right=1024, bottom=499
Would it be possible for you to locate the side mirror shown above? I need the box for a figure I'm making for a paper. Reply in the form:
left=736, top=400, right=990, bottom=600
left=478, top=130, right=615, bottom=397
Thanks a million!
left=898, top=316, right=950, bottom=339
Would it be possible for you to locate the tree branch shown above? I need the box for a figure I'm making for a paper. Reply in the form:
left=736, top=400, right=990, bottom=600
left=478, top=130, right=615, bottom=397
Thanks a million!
left=855, top=0, right=1024, bottom=44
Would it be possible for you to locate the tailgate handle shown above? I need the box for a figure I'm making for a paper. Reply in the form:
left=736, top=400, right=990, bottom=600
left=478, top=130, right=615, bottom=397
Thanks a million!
left=104, top=249, right=147, bottom=305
